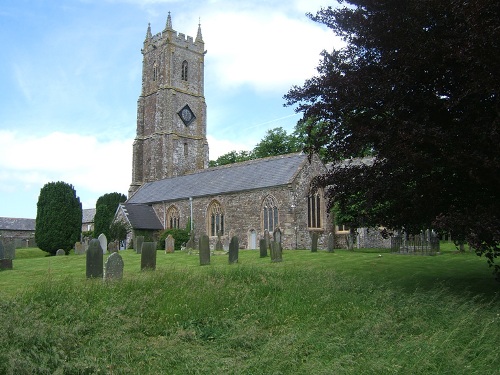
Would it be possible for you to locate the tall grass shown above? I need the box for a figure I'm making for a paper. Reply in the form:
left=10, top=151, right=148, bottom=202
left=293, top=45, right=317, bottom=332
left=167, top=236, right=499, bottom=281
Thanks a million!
left=0, top=248, right=498, bottom=374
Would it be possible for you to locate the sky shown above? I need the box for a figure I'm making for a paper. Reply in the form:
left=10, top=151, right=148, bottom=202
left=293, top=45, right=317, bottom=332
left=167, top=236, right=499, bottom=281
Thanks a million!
left=0, top=0, right=342, bottom=219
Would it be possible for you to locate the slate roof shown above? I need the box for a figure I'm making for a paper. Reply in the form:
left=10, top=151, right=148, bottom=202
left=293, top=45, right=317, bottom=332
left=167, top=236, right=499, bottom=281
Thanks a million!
left=82, top=208, right=96, bottom=223
left=121, top=203, right=163, bottom=230
left=128, top=153, right=308, bottom=205
left=0, top=217, right=36, bottom=231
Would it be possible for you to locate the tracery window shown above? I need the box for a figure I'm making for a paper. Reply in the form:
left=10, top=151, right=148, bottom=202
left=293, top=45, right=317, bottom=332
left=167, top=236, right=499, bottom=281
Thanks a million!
left=166, top=205, right=180, bottom=229
left=153, top=62, right=158, bottom=81
left=207, top=200, right=224, bottom=237
left=181, top=60, right=188, bottom=81
left=262, top=195, right=279, bottom=232
left=307, top=190, right=323, bottom=229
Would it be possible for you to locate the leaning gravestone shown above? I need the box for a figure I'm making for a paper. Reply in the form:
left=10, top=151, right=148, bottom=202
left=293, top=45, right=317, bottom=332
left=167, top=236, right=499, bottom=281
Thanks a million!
left=105, top=252, right=124, bottom=281
left=311, top=232, right=319, bottom=252
left=199, top=234, right=210, bottom=266
left=185, top=231, right=195, bottom=250
left=165, top=235, right=175, bottom=254
left=141, top=242, right=157, bottom=271
left=259, top=238, right=268, bottom=258
left=108, top=240, right=118, bottom=253
left=228, top=236, right=239, bottom=264
left=327, top=233, right=335, bottom=253
left=135, top=236, right=144, bottom=254
left=86, top=239, right=103, bottom=279
left=98, top=233, right=107, bottom=254
left=56, top=249, right=65, bottom=256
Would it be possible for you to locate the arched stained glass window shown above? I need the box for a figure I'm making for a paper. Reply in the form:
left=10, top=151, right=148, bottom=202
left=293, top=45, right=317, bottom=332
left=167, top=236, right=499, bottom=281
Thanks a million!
left=307, top=190, right=323, bottom=229
left=208, top=200, right=224, bottom=237
left=262, top=195, right=279, bottom=232
left=167, top=205, right=180, bottom=229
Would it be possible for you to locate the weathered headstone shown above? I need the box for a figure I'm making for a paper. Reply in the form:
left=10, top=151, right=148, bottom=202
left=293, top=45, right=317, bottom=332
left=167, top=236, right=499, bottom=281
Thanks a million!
left=105, top=252, right=124, bottom=281
left=185, top=231, right=195, bottom=250
left=0, top=240, right=12, bottom=270
left=264, top=230, right=271, bottom=252
left=165, top=234, right=175, bottom=254
left=311, top=232, right=319, bottom=252
left=98, top=233, right=108, bottom=254
left=56, top=249, right=65, bottom=256
left=199, top=234, right=210, bottom=265
left=228, top=236, right=239, bottom=264
left=108, top=240, right=119, bottom=253
left=215, top=231, right=223, bottom=251
left=1, top=240, right=15, bottom=260
left=327, top=233, right=335, bottom=253
left=135, top=236, right=144, bottom=254
left=259, top=238, right=268, bottom=258
left=74, top=242, right=85, bottom=255
left=86, top=239, right=103, bottom=279
left=141, top=242, right=157, bottom=271
left=271, top=227, right=283, bottom=263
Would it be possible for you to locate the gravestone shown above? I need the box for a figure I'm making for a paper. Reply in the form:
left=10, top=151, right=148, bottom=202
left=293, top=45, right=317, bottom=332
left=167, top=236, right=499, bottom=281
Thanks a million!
left=135, top=236, right=144, bottom=254
left=185, top=231, right=195, bottom=250
left=1, top=240, right=15, bottom=260
left=264, top=230, right=271, bottom=252
left=228, top=236, right=239, bottom=264
left=165, top=235, right=175, bottom=253
left=141, top=242, right=157, bottom=271
left=259, top=238, right=268, bottom=258
left=271, top=227, right=283, bottom=263
left=105, top=252, right=124, bottom=281
left=86, top=239, right=103, bottom=279
left=74, top=242, right=85, bottom=255
left=98, top=233, right=108, bottom=254
left=56, top=249, right=65, bottom=256
left=215, top=231, right=223, bottom=251
left=108, top=240, right=118, bottom=253
left=199, top=234, right=210, bottom=265
left=0, top=239, right=12, bottom=270
left=311, top=232, right=319, bottom=252
left=327, top=233, right=335, bottom=253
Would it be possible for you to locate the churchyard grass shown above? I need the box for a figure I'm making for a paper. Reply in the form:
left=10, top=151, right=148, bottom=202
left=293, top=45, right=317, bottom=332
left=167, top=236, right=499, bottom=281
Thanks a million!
left=0, top=246, right=498, bottom=374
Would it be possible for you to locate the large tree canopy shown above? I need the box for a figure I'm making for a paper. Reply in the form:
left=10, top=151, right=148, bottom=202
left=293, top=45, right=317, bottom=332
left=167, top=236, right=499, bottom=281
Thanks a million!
left=284, top=0, right=499, bottom=275
left=93, top=192, right=127, bottom=240
left=35, top=181, right=82, bottom=254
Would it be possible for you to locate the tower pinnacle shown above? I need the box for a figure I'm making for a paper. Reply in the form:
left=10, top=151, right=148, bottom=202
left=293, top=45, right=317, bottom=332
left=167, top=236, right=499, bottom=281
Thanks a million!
left=166, top=12, right=173, bottom=30
left=145, top=22, right=152, bottom=39
left=196, top=18, right=203, bottom=43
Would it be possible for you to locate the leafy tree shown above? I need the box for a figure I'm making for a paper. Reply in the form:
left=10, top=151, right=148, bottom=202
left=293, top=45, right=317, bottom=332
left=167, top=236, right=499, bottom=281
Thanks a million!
left=35, top=181, right=82, bottom=255
left=284, top=1, right=500, bottom=276
left=108, top=220, right=130, bottom=244
left=209, top=150, right=255, bottom=167
left=93, top=192, right=126, bottom=240
left=253, top=127, right=301, bottom=159
left=158, top=228, right=190, bottom=250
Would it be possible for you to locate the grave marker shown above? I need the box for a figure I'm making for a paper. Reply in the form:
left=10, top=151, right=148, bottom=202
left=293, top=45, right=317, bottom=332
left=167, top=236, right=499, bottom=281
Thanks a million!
left=229, top=236, right=239, bottom=264
left=311, top=232, right=319, bottom=252
left=105, top=252, right=124, bottom=280
left=86, top=239, right=103, bottom=279
left=56, top=249, right=65, bottom=256
left=141, top=242, right=157, bottom=271
left=98, top=233, right=108, bottom=254
left=199, top=234, right=210, bottom=265
left=135, top=236, right=144, bottom=254
left=259, top=238, right=268, bottom=258
left=165, top=234, right=175, bottom=253
left=327, top=233, right=335, bottom=253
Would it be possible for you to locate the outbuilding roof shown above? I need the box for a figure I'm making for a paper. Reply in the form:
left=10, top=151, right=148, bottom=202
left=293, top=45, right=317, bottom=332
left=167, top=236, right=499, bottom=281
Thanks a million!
left=128, top=153, right=308, bottom=205
left=0, top=217, right=36, bottom=231
left=120, top=203, right=163, bottom=230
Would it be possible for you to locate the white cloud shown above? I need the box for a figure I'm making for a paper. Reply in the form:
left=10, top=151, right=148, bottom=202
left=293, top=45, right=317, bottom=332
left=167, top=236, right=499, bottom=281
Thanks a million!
left=0, top=130, right=133, bottom=204
left=203, top=10, right=335, bottom=92
left=207, top=134, right=253, bottom=160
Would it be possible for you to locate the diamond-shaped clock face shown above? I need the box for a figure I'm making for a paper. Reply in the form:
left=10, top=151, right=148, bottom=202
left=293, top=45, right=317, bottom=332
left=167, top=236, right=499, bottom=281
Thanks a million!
left=178, top=105, right=196, bottom=126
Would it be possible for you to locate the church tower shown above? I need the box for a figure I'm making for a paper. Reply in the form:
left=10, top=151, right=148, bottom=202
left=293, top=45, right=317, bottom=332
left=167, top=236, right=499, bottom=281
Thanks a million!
left=129, top=13, right=209, bottom=196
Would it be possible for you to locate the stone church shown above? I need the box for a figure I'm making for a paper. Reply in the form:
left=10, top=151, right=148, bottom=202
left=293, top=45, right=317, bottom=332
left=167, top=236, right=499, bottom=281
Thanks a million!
left=117, top=14, right=367, bottom=250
